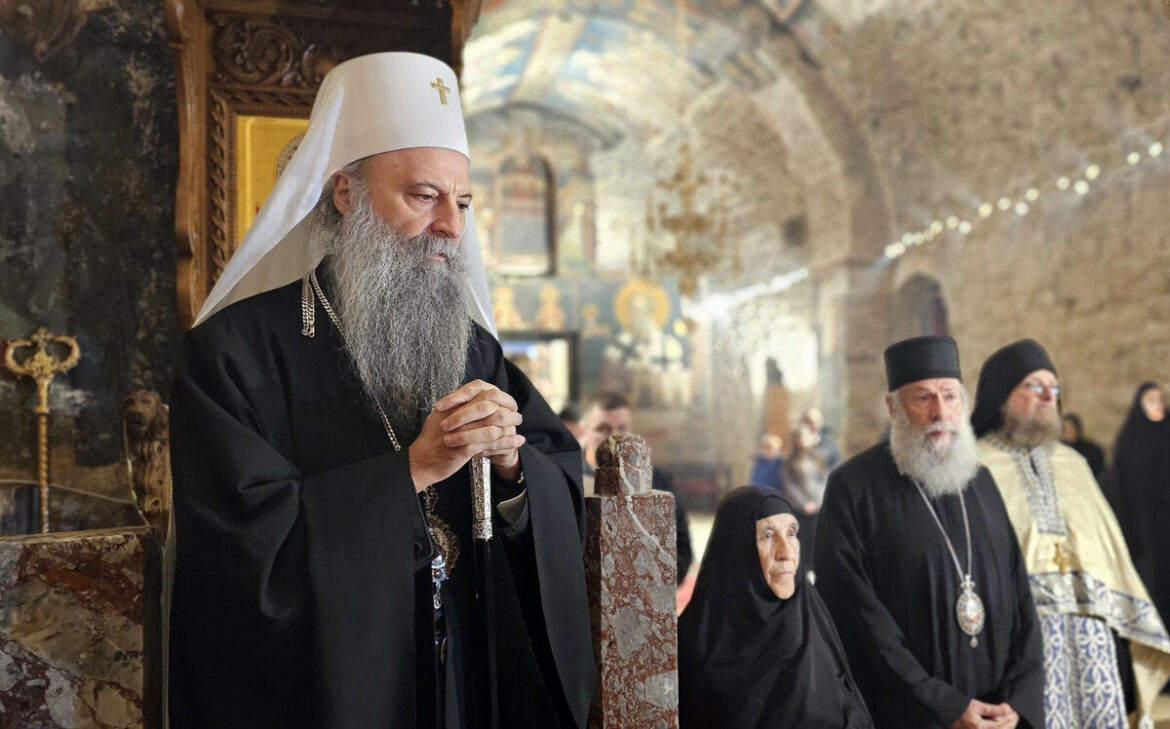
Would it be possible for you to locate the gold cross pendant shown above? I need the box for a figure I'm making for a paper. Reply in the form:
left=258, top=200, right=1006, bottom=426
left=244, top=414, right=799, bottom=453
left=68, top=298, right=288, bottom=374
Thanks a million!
left=1052, top=542, right=1072, bottom=575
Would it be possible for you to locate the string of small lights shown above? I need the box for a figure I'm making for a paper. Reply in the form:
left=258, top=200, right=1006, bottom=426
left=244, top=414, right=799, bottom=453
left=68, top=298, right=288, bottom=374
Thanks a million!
left=882, top=138, right=1167, bottom=262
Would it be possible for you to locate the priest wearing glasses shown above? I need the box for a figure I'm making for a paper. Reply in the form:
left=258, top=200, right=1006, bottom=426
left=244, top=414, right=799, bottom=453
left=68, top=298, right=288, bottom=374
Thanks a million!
left=167, top=54, right=594, bottom=729
left=973, top=340, right=1170, bottom=728
left=816, top=335, right=1044, bottom=729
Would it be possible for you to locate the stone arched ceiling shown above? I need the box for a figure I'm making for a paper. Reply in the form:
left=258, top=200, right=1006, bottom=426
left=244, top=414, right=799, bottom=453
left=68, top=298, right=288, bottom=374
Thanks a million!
left=462, top=0, right=807, bottom=146
left=786, top=0, right=1170, bottom=258
left=464, top=0, right=1170, bottom=268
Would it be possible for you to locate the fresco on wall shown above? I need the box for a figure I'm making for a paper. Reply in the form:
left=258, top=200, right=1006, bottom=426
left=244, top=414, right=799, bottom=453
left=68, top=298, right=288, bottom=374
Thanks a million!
left=601, top=279, right=692, bottom=410
left=492, top=276, right=692, bottom=411
left=491, top=153, right=555, bottom=275
left=471, top=138, right=597, bottom=274
left=534, top=284, right=567, bottom=330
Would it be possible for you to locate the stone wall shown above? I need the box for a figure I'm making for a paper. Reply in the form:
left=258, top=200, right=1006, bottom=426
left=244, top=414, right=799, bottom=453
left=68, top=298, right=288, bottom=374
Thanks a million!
left=887, top=156, right=1170, bottom=448
left=814, top=0, right=1170, bottom=449
left=0, top=1, right=177, bottom=504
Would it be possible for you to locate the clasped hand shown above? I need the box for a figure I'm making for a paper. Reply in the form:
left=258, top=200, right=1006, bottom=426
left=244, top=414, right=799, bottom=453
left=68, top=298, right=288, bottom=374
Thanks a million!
left=409, top=380, right=525, bottom=492
left=950, top=699, right=1018, bottom=729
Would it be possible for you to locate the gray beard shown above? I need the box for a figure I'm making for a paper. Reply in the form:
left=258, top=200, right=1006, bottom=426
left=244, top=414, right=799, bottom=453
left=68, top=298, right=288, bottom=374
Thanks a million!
left=323, top=196, right=472, bottom=436
left=1002, top=408, right=1062, bottom=449
left=889, top=410, right=980, bottom=498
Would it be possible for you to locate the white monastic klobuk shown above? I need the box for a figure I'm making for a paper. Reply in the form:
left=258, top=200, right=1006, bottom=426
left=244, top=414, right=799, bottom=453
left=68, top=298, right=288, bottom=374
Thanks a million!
left=195, top=52, right=495, bottom=334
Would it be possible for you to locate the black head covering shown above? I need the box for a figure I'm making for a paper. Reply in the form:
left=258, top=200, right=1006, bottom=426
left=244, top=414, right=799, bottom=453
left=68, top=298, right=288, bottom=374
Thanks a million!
left=678, top=486, right=873, bottom=729
left=971, top=339, right=1056, bottom=437
left=883, top=335, right=961, bottom=392
left=1106, top=384, right=1170, bottom=585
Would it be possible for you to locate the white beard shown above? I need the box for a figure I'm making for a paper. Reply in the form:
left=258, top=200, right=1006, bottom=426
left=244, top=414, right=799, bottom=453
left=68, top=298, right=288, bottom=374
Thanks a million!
left=321, top=190, right=472, bottom=436
left=889, top=406, right=980, bottom=498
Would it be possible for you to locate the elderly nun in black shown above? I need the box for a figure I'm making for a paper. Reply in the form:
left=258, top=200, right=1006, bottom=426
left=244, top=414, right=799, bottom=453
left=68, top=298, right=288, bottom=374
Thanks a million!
left=678, top=486, right=873, bottom=729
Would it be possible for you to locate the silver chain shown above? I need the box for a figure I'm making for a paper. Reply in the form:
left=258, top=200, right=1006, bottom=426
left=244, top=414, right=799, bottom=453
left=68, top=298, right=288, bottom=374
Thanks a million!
left=910, top=481, right=973, bottom=584
left=306, top=268, right=402, bottom=452
left=301, top=275, right=316, bottom=338
left=304, top=267, right=457, bottom=609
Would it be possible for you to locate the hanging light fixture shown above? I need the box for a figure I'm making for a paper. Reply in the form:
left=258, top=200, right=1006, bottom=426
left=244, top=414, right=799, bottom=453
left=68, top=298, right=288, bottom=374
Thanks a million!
left=643, top=1, right=737, bottom=297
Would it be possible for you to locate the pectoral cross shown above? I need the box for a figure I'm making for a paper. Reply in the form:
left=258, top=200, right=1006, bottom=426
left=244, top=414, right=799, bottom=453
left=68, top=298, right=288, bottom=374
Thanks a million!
left=1053, top=542, right=1072, bottom=575
left=430, top=77, right=451, bottom=105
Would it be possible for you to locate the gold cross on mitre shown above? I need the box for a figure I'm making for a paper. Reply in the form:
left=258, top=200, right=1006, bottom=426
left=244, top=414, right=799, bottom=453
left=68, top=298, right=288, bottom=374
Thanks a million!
left=430, top=77, right=451, bottom=106
left=1052, top=542, right=1072, bottom=575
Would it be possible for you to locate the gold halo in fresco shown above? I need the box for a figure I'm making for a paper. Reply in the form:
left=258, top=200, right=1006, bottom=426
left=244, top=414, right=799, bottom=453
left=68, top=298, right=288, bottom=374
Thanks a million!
left=276, top=133, right=306, bottom=180
left=614, top=279, right=671, bottom=332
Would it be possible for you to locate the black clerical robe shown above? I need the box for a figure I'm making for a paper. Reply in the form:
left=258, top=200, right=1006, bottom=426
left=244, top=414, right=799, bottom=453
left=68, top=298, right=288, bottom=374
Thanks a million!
left=814, top=443, right=1044, bottom=729
left=168, top=281, right=595, bottom=729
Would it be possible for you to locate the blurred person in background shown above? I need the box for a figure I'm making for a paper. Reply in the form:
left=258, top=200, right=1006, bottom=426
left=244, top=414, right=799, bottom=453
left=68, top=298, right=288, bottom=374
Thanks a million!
left=784, top=425, right=827, bottom=576
left=1106, top=383, right=1170, bottom=651
left=1060, top=413, right=1106, bottom=483
left=750, top=433, right=785, bottom=493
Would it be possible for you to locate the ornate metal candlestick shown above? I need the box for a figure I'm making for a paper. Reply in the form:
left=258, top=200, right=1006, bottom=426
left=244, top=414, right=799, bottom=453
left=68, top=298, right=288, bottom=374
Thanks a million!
left=3, top=328, right=81, bottom=533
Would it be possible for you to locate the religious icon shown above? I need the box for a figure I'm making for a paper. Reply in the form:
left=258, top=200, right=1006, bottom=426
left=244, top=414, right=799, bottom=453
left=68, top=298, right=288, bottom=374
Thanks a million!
left=492, top=284, right=528, bottom=330
left=490, top=152, right=555, bottom=276
left=534, top=285, right=566, bottom=330
left=234, top=115, right=311, bottom=247
left=580, top=303, right=611, bottom=340
left=601, top=279, right=692, bottom=409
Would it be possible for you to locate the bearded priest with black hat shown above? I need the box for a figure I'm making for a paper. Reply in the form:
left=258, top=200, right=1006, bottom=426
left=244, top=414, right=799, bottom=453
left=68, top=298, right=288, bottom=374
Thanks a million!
left=973, top=339, right=1170, bottom=729
left=816, top=335, right=1044, bottom=729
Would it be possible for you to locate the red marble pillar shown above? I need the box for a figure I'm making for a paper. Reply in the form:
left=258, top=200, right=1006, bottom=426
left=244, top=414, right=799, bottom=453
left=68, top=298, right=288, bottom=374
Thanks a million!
left=0, top=526, right=161, bottom=728
left=584, top=433, right=679, bottom=729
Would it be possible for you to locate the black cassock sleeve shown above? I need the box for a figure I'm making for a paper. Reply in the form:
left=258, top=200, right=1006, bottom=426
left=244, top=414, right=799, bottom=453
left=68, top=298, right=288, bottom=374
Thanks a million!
left=168, top=325, right=430, bottom=729
left=816, top=471, right=972, bottom=727
left=169, top=311, right=595, bottom=729
left=491, top=357, right=596, bottom=729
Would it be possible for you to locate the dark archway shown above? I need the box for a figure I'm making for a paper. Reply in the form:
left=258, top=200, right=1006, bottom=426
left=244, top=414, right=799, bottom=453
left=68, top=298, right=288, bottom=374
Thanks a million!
left=890, top=274, right=949, bottom=343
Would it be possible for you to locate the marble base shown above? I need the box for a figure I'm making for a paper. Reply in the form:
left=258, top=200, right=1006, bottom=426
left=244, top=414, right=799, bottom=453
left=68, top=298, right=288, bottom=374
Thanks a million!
left=0, top=527, right=160, bottom=728
left=585, top=435, right=679, bottom=729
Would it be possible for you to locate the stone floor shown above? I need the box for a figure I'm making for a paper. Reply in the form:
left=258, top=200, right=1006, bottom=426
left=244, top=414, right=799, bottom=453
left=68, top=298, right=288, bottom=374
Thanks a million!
left=687, top=512, right=1170, bottom=725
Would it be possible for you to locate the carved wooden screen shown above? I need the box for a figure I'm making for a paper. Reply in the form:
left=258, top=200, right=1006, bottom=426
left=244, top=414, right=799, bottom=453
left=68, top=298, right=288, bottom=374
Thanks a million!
left=165, top=0, right=482, bottom=328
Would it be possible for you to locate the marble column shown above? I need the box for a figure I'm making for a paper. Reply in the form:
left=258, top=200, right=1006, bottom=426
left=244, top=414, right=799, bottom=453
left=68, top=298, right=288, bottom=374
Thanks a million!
left=584, top=433, right=678, bottom=729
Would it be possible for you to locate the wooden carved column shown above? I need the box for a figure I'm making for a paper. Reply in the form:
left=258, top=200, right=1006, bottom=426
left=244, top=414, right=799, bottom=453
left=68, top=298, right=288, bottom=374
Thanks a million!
left=165, top=0, right=476, bottom=329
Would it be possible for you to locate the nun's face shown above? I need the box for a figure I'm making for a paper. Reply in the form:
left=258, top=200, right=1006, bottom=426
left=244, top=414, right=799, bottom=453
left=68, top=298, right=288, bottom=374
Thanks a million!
left=756, top=513, right=800, bottom=599
left=335, top=147, right=472, bottom=245
left=1141, top=387, right=1165, bottom=422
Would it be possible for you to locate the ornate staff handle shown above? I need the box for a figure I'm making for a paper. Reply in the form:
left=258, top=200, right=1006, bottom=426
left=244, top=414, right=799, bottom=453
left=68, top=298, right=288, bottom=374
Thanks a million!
left=4, top=328, right=81, bottom=534
left=470, top=456, right=493, bottom=541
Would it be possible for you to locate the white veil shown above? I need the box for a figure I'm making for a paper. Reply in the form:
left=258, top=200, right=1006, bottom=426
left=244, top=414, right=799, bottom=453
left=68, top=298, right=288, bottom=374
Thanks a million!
left=194, top=52, right=496, bottom=335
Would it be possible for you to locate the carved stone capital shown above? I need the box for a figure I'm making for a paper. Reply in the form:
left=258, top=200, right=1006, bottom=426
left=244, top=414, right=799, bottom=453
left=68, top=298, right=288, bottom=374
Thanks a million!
left=595, top=433, right=653, bottom=496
